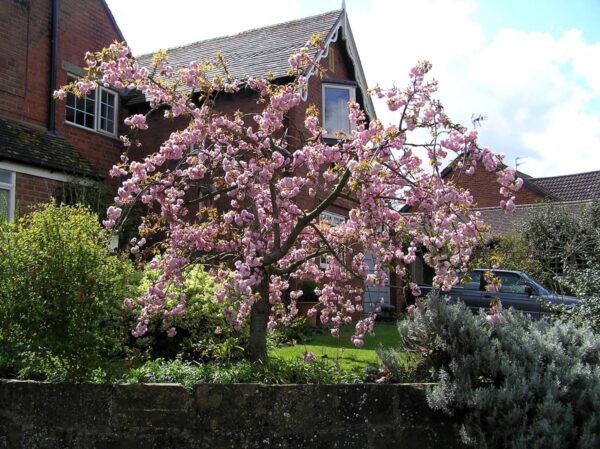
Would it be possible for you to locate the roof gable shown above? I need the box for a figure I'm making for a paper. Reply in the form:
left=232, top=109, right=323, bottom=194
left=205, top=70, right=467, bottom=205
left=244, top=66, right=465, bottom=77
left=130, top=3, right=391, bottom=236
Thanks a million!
left=134, top=10, right=376, bottom=119
left=137, top=10, right=342, bottom=80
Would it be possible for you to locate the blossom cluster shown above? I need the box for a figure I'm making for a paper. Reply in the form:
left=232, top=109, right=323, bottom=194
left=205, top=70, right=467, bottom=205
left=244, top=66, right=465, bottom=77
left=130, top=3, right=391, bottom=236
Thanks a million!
left=55, top=40, right=519, bottom=351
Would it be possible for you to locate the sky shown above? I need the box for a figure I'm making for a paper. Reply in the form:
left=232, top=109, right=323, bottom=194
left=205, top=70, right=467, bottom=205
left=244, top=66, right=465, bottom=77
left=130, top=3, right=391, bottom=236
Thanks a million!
left=105, top=0, right=600, bottom=177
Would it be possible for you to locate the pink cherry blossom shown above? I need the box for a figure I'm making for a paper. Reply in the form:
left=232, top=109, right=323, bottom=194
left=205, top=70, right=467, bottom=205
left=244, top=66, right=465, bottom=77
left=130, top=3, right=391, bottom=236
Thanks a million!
left=56, top=41, right=517, bottom=361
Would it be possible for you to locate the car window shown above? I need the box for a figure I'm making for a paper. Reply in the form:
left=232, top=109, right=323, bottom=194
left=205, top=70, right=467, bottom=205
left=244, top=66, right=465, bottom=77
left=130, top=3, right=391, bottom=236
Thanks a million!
left=521, top=273, right=549, bottom=295
left=495, top=272, right=528, bottom=295
left=456, top=271, right=482, bottom=290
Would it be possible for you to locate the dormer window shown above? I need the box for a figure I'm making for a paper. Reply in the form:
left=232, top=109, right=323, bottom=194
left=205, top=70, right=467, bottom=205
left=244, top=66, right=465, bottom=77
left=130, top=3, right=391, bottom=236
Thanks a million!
left=65, top=74, right=118, bottom=137
left=323, top=84, right=355, bottom=138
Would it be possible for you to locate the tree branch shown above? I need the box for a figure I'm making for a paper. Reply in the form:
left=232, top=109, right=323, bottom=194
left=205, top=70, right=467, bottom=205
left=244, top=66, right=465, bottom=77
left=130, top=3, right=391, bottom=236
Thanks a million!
left=263, top=167, right=352, bottom=265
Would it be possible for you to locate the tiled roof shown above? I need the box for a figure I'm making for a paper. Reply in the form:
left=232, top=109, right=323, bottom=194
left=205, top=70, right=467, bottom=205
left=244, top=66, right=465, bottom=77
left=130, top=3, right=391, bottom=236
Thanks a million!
left=0, top=117, right=99, bottom=178
left=131, top=9, right=377, bottom=119
left=530, top=171, right=600, bottom=202
left=136, top=10, right=343, bottom=82
left=477, top=201, right=591, bottom=236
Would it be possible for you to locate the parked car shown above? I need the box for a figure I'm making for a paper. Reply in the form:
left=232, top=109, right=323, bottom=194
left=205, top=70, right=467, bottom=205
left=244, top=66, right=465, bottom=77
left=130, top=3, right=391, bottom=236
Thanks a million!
left=418, top=269, right=579, bottom=318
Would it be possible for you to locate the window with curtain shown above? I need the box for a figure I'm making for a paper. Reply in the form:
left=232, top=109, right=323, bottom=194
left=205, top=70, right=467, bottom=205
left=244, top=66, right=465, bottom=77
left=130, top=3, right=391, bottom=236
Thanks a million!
left=323, top=85, right=355, bottom=137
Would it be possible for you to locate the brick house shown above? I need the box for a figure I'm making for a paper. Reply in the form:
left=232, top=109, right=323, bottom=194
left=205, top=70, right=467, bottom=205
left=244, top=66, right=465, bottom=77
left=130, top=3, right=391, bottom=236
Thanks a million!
left=0, top=3, right=401, bottom=317
left=0, top=0, right=129, bottom=220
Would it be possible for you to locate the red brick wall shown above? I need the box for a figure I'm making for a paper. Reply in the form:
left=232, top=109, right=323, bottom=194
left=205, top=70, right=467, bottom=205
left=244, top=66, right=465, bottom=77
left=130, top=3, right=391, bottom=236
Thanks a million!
left=446, top=168, right=545, bottom=208
left=55, top=0, right=127, bottom=184
left=0, top=0, right=128, bottom=186
left=15, top=172, right=60, bottom=215
left=0, top=0, right=51, bottom=125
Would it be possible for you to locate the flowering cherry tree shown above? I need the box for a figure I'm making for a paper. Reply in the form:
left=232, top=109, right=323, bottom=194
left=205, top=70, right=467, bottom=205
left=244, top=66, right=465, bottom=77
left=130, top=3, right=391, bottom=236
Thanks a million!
left=56, top=38, right=521, bottom=361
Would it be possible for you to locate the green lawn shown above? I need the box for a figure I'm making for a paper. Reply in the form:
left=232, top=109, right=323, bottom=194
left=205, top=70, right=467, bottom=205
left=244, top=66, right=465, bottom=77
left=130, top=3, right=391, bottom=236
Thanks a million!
left=269, top=323, right=401, bottom=372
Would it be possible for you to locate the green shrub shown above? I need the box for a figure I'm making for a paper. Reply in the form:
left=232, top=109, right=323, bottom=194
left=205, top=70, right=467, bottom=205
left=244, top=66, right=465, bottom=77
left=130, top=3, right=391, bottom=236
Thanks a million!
left=123, top=357, right=362, bottom=388
left=556, top=264, right=600, bottom=333
left=473, top=202, right=600, bottom=294
left=131, top=264, right=246, bottom=362
left=267, top=317, right=312, bottom=348
left=522, top=202, right=600, bottom=292
left=0, top=203, right=135, bottom=380
left=380, top=296, right=600, bottom=448
left=472, top=233, right=543, bottom=280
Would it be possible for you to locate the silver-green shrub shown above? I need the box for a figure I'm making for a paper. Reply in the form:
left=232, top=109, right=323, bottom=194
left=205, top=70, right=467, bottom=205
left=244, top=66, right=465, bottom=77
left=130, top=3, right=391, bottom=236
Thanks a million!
left=380, top=297, right=600, bottom=448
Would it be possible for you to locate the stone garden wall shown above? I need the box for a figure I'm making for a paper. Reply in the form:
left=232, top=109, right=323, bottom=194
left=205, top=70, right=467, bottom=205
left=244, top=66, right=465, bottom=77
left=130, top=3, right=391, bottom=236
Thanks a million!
left=0, top=380, right=461, bottom=448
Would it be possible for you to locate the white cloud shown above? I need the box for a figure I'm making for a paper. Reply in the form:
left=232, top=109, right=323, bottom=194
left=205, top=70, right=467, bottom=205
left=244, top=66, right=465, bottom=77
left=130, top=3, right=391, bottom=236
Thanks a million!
left=348, top=0, right=600, bottom=176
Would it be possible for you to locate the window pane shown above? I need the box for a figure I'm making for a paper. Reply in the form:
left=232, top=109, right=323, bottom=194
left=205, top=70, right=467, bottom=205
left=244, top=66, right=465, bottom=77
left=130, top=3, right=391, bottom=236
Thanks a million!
left=66, top=91, right=77, bottom=110
left=85, top=97, right=95, bottom=114
left=85, top=113, right=94, bottom=129
left=65, top=106, right=75, bottom=123
left=320, top=212, right=345, bottom=226
left=0, top=169, right=12, bottom=184
left=76, top=95, right=85, bottom=112
left=496, top=273, right=528, bottom=294
left=457, top=271, right=482, bottom=290
left=324, top=87, right=350, bottom=134
left=98, top=89, right=116, bottom=134
left=65, top=76, right=95, bottom=130
left=0, top=189, right=9, bottom=220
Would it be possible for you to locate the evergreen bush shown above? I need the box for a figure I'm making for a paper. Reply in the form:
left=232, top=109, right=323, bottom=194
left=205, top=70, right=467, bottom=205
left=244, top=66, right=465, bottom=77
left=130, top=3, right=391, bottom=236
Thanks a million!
left=379, top=296, right=600, bottom=448
left=132, top=264, right=246, bottom=362
left=0, top=203, right=135, bottom=380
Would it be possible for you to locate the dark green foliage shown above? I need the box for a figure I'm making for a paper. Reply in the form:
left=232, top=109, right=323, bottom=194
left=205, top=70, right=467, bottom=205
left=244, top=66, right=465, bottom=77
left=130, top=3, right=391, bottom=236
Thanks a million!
left=54, top=179, right=113, bottom=215
left=381, top=296, right=600, bottom=448
left=473, top=202, right=600, bottom=294
left=54, top=178, right=144, bottom=250
left=297, top=279, right=319, bottom=302
left=123, top=358, right=363, bottom=388
left=267, top=317, right=312, bottom=347
left=0, top=203, right=135, bottom=380
left=472, top=232, right=543, bottom=278
left=557, top=263, right=600, bottom=333
left=131, top=264, right=246, bottom=362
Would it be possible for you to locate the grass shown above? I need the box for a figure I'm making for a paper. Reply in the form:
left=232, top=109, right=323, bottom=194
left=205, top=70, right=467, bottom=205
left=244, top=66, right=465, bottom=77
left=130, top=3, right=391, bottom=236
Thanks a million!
left=269, top=322, right=401, bottom=372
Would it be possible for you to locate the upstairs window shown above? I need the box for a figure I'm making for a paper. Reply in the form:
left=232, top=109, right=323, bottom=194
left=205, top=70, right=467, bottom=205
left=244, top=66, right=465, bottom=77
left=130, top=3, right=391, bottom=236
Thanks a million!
left=323, top=84, right=355, bottom=138
left=0, top=169, right=15, bottom=222
left=65, top=75, right=118, bottom=136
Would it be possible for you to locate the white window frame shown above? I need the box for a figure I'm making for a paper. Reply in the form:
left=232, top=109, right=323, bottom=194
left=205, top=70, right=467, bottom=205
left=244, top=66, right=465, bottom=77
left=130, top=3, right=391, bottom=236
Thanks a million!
left=318, top=211, right=346, bottom=268
left=65, top=74, right=118, bottom=137
left=0, top=169, right=16, bottom=222
left=96, top=87, right=118, bottom=136
left=322, top=83, right=356, bottom=138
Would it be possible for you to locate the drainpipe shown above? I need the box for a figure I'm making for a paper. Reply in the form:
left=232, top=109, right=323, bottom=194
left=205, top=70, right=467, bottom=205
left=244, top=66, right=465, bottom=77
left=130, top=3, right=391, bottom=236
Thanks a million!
left=48, top=0, right=59, bottom=131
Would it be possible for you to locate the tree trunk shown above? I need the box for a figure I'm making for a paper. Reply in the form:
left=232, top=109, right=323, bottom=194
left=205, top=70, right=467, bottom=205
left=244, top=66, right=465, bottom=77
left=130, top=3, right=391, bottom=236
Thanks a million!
left=247, top=274, right=270, bottom=362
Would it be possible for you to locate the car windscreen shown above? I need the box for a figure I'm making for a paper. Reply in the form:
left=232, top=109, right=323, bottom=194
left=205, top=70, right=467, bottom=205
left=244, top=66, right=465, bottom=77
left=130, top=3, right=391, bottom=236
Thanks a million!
left=520, top=273, right=551, bottom=295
